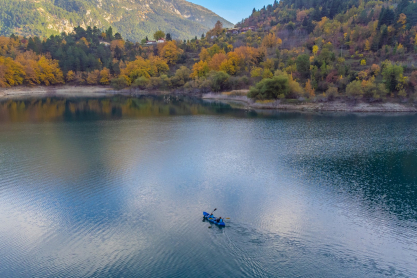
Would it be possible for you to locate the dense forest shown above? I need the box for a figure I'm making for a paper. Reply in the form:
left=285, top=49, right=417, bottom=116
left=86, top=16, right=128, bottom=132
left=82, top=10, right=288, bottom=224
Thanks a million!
left=1, top=0, right=417, bottom=103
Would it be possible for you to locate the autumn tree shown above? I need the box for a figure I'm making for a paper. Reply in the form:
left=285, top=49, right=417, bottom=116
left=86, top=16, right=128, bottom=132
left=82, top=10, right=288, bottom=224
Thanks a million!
left=66, top=70, right=75, bottom=82
left=208, top=53, right=227, bottom=71
left=199, top=48, right=211, bottom=62
left=296, top=11, right=307, bottom=22
left=36, top=56, right=64, bottom=86
left=213, top=21, right=223, bottom=36
left=312, top=45, right=319, bottom=56
left=190, top=60, right=209, bottom=78
left=219, top=52, right=241, bottom=75
left=122, top=56, right=169, bottom=82
left=0, top=57, right=25, bottom=87
left=99, top=68, right=111, bottom=85
left=304, top=79, right=315, bottom=98
left=160, top=41, right=183, bottom=65
left=87, top=70, right=100, bottom=84
left=262, top=33, right=282, bottom=49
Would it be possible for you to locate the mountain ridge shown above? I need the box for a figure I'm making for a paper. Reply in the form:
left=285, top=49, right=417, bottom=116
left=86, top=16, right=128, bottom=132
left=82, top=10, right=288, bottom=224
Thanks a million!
left=0, top=0, right=234, bottom=41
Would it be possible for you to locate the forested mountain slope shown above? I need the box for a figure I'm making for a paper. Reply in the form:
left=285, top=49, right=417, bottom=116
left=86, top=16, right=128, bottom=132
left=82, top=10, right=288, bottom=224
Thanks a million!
left=0, top=0, right=233, bottom=41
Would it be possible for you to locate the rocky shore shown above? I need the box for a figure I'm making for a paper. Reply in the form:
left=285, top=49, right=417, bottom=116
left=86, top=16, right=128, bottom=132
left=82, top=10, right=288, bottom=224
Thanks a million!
left=202, top=92, right=417, bottom=113
left=0, top=85, right=115, bottom=99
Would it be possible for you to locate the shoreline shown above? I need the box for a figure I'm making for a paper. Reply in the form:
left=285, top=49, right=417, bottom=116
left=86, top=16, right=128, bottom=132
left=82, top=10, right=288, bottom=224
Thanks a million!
left=202, top=92, right=417, bottom=113
left=1, top=86, right=417, bottom=113
left=0, top=85, right=116, bottom=99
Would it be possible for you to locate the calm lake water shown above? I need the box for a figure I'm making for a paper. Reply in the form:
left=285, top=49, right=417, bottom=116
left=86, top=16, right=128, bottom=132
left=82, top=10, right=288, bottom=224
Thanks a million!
left=0, top=96, right=417, bottom=277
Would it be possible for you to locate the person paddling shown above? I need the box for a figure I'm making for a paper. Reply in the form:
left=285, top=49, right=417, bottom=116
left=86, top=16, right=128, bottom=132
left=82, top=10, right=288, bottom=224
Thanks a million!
left=216, top=217, right=222, bottom=223
left=209, top=208, right=216, bottom=218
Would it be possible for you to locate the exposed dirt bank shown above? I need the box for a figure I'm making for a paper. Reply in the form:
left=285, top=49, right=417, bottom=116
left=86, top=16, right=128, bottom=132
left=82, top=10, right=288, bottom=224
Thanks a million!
left=202, top=92, right=417, bottom=113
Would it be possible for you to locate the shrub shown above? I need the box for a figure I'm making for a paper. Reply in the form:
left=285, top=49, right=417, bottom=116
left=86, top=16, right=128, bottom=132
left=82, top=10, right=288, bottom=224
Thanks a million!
left=111, top=75, right=130, bottom=90
left=326, top=86, right=338, bottom=98
left=132, top=76, right=149, bottom=89
left=362, top=77, right=387, bottom=100
left=209, top=71, right=230, bottom=92
left=248, top=75, right=290, bottom=100
left=346, top=80, right=364, bottom=99
left=229, top=76, right=249, bottom=90
left=146, top=77, right=163, bottom=90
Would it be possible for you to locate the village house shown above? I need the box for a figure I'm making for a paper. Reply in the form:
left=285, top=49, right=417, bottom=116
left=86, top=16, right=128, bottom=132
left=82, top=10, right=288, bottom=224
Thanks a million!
left=226, top=28, right=240, bottom=35
left=240, top=26, right=256, bottom=33
left=99, top=41, right=110, bottom=47
left=226, top=26, right=256, bottom=35
left=146, top=38, right=166, bottom=45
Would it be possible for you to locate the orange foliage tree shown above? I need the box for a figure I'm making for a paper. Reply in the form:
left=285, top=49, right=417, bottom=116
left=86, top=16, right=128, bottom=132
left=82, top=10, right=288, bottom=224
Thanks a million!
left=208, top=53, right=227, bottom=71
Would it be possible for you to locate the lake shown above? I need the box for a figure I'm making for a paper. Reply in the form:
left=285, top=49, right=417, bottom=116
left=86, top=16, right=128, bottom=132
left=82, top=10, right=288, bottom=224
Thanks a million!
left=0, top=96, right=416, bottom=277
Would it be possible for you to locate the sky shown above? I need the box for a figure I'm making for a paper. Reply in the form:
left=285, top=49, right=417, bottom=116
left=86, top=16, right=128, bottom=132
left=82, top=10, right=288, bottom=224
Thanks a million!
left=187, top=0, right=274, bottom=24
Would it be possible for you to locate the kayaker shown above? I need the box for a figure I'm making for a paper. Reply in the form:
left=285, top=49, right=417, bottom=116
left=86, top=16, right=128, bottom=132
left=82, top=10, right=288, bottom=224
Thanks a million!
left=216, top=217, right=222, bottom=223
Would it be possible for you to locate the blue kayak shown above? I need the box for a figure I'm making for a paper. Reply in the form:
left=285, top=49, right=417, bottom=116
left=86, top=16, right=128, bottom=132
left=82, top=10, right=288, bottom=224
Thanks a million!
left=203, top=212, right=226, bottom=227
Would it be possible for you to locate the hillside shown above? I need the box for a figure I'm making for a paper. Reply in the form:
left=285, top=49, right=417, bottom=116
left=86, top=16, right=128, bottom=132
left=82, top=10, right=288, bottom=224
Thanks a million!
left=1, top=0, right=417, bottom=106
left=0, top=0, right=233, bottom=41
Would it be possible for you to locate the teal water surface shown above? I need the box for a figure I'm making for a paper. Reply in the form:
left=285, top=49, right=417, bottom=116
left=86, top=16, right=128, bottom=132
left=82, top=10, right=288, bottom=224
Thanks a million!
left=0, top=97, right=416, bottom=277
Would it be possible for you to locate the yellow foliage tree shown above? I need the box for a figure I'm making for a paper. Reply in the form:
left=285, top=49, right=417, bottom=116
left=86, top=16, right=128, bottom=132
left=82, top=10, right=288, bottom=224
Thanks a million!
left=312, top=45, right=319, bottom=56
left=250, top=67, right=263, bottom=78
left=110, top=40, right=125, bottom=51
left=219, top=52, right=241, bottom=75
left=190, top=60, right=209, bottom=78
left=398, top=13, right=407, bottom=29
left=122, top=56, right=169, bottom=83
left=262, top=69, right=273, bottom=79
left=87, top=70, right=100, bottom=85
left=99, top=68, right=111, bottom=85
left=37, top=56, right=64, bottom=86
left=15, top=53, right=40, bottom=85
left=364, top=40, right=371, bottom=51
left=199, top=48, right=211, bottom=62
left=262, top=33, right=282, bottom=48
left=0, top=56, right=25, bottom=87
left=208, top=44, right=223, bottom=57
left=305, top=79, right=315, bottom=98
left=66, top=70, right=75, bottom=82
left=78, top=37, right=89, bottom=46
left=160, top=41, right=183, bottom=65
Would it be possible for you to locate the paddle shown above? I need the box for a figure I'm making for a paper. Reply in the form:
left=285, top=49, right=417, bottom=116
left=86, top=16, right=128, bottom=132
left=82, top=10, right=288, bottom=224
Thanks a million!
left=210, top=208, right=217, bottom=215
